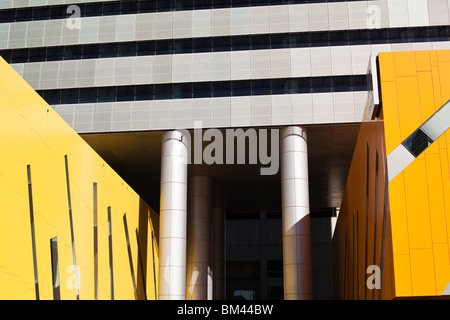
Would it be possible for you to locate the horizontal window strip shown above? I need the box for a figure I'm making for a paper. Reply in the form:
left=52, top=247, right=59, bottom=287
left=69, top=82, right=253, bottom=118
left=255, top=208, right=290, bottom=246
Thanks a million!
left=2, top=26, right=449, bottom=64
left=36, top=75, right=368, bottom=105
left=0, top=0, right=367, bottom=23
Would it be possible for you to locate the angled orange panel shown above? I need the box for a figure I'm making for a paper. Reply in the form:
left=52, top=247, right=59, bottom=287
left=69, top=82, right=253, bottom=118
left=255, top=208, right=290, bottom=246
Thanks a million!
left=431, top=66, right=443, bottom=109
left=410, top=249, right=437, bottom=296
left=417, top=71, right=437, bottom=128
left=397, top=76, right=422, bottom=141
left=379, top=52, right=396, bottom=82
left=433, top=243, right=450, bottom=296
left=403, top=158, right=433, bottom=250
left=438, top=61, right=450, bottom=104
left=424, top=153, right=447, bottom=244
left=415, top=51, right=432, bottom=72
left=437, top=50, right=450, bottom=62
left=430, top=51, right=439, bottom=67
left=393, top=51, right=417, bottom=77
left=388, top=172, right=409, bottom=256
left=393, top=254, right=413, bottom=297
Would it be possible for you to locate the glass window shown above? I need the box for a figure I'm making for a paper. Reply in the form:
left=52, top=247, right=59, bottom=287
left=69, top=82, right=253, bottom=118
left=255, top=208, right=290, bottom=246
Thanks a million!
left=82, top=44, right=100, bottom=59
left=174, top=39, right=193, bottom=54
left=16, top=8, right=32, bottom=22
left=155, top=40, right=174, bottom=55
left=251, top=35, right=270, bottom=50
left=85, top=3, right=102, bottom=17
left=194, top=38, right=212, bottom=53
left=120, top=1, right=139, bottom=14
left=29, top=48, right=46, bottom=62
left=48, top=6, right=65, bottom=20
left=272, top=78, right=290, bottom=95
left=64, top=46, right=81, bottom=60
left=174, top=83, right=192, bottom=99
left=116, top=86, right=135, bottom=102
left=271, top=34, right=289, bottom=49
left=193, top=82, right=212, bottom=98
left=62, top=89, right=79, bottom=104
left=213, top=81, right=231, bottom=97
left=251, top=79, right=271, bottom=96
left=101, top=43, right=118, bottom=58
left=232, top=36, right=250, bottom=51
left=98, top=87, right=116, bottom=102
left=11, top=48, right=29, bottom=63
left=137, top=41, right=155, bottom=56
left=155, top=84, right=173, bottom=100
left=32, top=6, right=50, bottom=20
left=79, top=87, right=98, bottom=103
left=136, top=85, right=154, bottom=100
left=42, top=90, right=61, bottom=105
left=419, top=100, right=450, bottom=142
left=0, top=10, right=13, bottom=23
left=118, top=42, right=136, bottom=57
left=0, top=50, right=12, bottom=63
left=232, top=80, right=251, bottom=96
left=213, top=0, right=231, bottom=8
left=47, top=47, right=64, bottom=61
left=103, top=2, right=121, bottom=16
left=213, top=37, right=232, bottom=52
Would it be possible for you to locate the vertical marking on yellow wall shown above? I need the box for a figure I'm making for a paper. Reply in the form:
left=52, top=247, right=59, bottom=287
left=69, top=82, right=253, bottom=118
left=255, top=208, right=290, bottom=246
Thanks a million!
left=27, top=165, right=39, bottom=300
left=50, top=237, right=60, bottom=300
left=123, top=213, right=137, bottom=300
left=151, top=229, right=158, bottom=300
left=64, top=155, right=80, bottom=300
left=108, top=206, right=114, bottom=300
left=93, top=182, right=98, bottom=300
left=135, top=229, right=148, bottom=300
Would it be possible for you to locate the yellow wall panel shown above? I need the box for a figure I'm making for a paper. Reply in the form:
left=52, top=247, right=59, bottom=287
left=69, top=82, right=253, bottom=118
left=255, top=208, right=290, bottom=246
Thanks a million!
left=393, top=51, right=417, bottom=77
left=388, top=173, right=410, bottom=256
left=0, top=57, right=159, bottom=300
left=415, top=51, right=431, bottom=72
left=403, top=158, right=433, bottom=250
left=434, top=243, right=450, bottom=295
left=417, top=71, right=438, bottom=127
left=409, top=249, right=436, bottom=296
left=396, top=76, right=422, bottom=140
left=381, top=50, right=450, bottom=298
left=393, top=254, right=412, bottom=297
left=425, top=153, right=448, bottom=244
left=379, top=52, right=396, bottom=82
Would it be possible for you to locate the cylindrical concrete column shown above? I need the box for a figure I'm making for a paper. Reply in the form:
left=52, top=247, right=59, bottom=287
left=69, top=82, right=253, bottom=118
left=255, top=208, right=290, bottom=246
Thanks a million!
left=280, top=127, right=313, bottom=300
left=212, top=183, right=226, bottom=300
left=159, top=130, right=189, bottom=300
left=186, top=176, right=213, bottom=300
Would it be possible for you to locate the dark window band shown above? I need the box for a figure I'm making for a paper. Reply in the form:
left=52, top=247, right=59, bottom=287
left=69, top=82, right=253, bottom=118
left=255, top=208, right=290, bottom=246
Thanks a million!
left=1, top=26, right=448, bottom=64
left=36, top=75, right=368, bottom=105
left=0, top=0, right=368, bottom=23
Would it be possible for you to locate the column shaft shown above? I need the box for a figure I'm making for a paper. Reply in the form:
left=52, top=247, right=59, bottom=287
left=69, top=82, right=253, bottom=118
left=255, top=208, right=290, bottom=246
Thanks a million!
left=186, top=176, right=213, bottom=300
left=159, top=131, right=189, bottom=300
left=280, top=127, right=313, bottom=300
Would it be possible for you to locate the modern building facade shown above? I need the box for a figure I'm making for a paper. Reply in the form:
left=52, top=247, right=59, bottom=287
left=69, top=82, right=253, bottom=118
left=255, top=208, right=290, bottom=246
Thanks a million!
left=0, top=0, right=449, bottom=300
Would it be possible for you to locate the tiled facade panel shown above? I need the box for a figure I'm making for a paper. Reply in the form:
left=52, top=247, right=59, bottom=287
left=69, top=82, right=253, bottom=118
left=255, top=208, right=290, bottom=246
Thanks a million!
left=379, top=50, right=450, bottom=297
left=0, top=0, right=118, bottom=9
left=11, top=43, right=450, bottom=90
left=1, top=1, right=449, bottom=50
left=52, top=91, right=368, bottom=134
left=0, top=57, right=160, bottom=300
